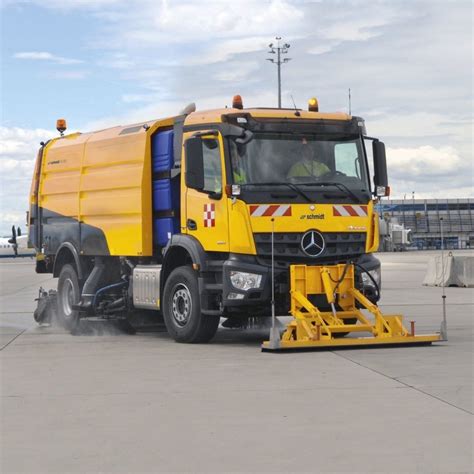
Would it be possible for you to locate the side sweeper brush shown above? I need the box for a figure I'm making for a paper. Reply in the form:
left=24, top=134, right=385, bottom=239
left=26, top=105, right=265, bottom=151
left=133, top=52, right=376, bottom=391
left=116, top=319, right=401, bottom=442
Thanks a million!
left=262, top=264, right=441, bottom=351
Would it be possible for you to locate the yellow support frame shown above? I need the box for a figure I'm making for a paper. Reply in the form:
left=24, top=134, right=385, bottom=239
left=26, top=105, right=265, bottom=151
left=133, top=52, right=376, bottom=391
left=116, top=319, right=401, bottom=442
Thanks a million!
left=262, top=264, right=441, bottom=351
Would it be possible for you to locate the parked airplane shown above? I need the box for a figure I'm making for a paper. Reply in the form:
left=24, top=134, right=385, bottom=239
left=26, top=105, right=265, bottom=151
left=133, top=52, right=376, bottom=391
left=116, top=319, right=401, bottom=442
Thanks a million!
left=0, top=226, right=35, bottom=258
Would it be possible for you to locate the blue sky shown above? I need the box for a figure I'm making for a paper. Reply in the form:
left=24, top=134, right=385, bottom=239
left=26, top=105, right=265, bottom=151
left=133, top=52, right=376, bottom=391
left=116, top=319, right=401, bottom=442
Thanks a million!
left=0, top=0, right=472, bottom=234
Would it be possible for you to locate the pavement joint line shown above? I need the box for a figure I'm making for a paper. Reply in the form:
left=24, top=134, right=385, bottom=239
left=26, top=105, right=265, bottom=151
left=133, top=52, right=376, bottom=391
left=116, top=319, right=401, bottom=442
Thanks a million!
left=0, top=279, right=54, bottom=298
left=0, top=328, right=27, bottom=351
left=332, top=351, right=473, bottom=416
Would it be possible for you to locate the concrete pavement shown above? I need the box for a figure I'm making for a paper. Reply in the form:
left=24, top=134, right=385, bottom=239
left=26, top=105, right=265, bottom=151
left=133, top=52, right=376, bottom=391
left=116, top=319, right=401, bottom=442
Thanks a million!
left=1, top=252, right=472, bottom=473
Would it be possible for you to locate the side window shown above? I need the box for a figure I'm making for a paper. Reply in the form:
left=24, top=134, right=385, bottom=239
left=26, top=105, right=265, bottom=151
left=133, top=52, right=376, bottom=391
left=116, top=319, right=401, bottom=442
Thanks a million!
left=335, top=142, right=360, bottom=178
left=202, top=138, right=222, bottom=194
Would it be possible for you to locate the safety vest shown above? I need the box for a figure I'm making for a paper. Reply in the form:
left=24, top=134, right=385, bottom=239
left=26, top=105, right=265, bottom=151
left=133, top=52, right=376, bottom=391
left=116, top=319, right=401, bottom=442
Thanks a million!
left=287, top=160, right=330, bottom=178
left=233, top=168, right=247, bottom=184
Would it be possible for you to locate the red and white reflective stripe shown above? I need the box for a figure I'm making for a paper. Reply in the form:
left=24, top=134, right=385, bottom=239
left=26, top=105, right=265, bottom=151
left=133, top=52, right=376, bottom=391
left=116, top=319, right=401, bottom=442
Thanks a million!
left=333, top=205, right=368, bottom=217
left=249, top=204, right=292, bottom=217
left=203, top=203, right=215, bottom=227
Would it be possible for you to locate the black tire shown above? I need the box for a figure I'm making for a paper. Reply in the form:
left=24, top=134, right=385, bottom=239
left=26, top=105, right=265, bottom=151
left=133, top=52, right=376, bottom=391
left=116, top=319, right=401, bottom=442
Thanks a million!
left=56, top=264, right=81, bottom=332
left=162, top=266, right=219, bottom=343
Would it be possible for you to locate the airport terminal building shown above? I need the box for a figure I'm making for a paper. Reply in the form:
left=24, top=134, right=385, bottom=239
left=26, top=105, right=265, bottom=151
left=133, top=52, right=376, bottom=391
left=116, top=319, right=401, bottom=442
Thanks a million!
left=377, top=198, right=474, bottom=250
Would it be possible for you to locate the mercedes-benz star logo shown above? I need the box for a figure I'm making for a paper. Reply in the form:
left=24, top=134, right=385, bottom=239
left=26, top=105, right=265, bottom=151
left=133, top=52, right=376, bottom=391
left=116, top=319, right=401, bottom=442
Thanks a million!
left=301, top=230, right=325, bottom=258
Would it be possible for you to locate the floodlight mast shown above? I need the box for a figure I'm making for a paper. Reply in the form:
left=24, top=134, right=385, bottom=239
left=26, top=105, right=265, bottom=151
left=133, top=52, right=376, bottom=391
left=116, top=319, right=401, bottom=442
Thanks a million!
left=267, top=36, right=291, bottom=108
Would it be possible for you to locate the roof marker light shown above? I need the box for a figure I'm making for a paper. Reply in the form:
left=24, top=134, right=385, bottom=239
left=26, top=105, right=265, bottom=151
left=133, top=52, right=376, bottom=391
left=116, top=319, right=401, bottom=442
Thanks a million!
left=308, top=97, right=319, bottom=112
left=56, top=118, right=67, bottom=136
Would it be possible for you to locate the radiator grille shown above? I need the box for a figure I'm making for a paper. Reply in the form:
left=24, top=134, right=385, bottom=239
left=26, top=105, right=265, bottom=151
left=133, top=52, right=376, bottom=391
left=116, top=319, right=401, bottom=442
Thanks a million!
left=254, top=232, right=366, bottom=265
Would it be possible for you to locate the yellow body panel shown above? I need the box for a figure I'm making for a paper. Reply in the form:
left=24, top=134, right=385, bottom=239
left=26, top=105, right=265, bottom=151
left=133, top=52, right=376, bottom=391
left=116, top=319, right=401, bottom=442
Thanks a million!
left=184, top=107, right=351, bottom=126
left=181, top=131, right=230, bottom=252
left=36, top=119, right=174, bottom=256
left=247, top=203, right=370, bottom=233
left=228, top=199, right=257, bottom=255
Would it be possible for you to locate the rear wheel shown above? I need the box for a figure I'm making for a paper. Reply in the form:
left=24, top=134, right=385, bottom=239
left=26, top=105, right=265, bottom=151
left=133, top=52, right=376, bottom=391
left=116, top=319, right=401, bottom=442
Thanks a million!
left=56, top=264, right=81, bottom=332
left=163, top=266, right=219, bottom=343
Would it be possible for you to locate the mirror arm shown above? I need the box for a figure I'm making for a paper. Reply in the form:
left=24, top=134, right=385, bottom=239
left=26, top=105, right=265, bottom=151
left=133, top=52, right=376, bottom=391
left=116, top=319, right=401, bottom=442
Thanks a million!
left=235, top=129, right=254, bottom=145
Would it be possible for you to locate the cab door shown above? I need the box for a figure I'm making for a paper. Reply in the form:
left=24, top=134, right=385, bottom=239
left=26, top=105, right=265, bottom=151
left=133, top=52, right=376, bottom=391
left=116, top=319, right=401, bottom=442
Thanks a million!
left=183, top=132, right=230, bottom=252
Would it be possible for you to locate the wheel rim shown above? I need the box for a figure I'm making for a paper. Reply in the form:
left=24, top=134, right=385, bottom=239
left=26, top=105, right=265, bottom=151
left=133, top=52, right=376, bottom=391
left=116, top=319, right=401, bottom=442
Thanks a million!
left=60, top=278, right=76, bottom=319
left=171, top=283, right=192, bottom=327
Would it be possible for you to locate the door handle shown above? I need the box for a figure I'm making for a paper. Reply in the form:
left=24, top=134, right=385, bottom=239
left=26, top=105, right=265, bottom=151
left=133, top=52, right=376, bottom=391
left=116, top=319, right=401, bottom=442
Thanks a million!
left=187, top=219, right=197, bottom=231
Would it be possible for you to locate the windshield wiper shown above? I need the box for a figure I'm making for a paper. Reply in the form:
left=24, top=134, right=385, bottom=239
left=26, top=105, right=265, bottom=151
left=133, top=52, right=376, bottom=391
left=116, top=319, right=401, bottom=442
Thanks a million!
left=299, top=181, right=363, bottom=203
left=241, top=182, right=312, bottom=202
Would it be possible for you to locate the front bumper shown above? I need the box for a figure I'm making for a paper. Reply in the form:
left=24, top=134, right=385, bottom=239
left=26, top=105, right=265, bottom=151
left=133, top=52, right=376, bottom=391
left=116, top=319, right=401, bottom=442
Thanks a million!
left=222, top=253, right=381, bottom=311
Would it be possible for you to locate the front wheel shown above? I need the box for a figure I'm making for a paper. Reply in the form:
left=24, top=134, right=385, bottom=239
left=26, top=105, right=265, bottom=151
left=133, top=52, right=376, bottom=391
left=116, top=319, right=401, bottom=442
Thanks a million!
left=162, top=266, right=219, bottom=343
left=56, top=264, right=81, bottom=332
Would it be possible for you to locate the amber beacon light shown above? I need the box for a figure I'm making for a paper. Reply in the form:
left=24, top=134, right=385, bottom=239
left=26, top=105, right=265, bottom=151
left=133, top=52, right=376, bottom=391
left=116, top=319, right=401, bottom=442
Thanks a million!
left=308, top=97, right=319, bottom=112
left=56, top=119, right=67, bottom=136
left=232, top=95, right=243, bottom=109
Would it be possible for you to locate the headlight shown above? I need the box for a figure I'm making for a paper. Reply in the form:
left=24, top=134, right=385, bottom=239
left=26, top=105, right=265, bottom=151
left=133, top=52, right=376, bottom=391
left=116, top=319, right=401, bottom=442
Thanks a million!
left=361, top=268, right=381, bottom=288
left=230, top=271, right=262, bottom=291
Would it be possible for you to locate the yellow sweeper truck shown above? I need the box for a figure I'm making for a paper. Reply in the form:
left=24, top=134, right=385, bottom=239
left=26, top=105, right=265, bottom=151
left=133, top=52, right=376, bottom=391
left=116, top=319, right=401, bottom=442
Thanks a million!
left=29, top=96, right=440, bottom=350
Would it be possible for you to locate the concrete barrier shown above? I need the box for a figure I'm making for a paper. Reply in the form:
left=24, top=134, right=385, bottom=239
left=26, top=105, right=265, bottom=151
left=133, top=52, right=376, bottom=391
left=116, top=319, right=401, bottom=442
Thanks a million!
left=423, top=254, right=474, bottom=287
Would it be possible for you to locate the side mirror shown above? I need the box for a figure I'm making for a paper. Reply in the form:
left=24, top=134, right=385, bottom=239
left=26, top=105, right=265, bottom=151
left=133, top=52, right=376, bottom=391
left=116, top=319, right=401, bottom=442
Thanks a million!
left=372, top=140, right=388, bottom=195
left=185, top=137, right=205, bottom=190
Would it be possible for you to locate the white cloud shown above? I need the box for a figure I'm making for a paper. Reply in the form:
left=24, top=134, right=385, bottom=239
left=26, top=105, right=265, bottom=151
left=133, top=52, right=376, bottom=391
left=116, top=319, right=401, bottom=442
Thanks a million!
left=2, top=0, right=125, bottom=10
left=121, top=93, right=152, bottom=104
left=47, top=70, right=90, bottom=80
left=95, top=0, right=305, bottom=62
left=192, top=38, right=270, bottom=66
left=319, top=17, right=391, bottom=42
left=214, top=60, right=260, bottom=82
left=0, top=127, right=56, bottom=234
left=307, top=41, right=340, bottom=56
left=386, top=145, right=473, bottom=199
left=98, top=53, right=135, bottom=70
left=150, top=0, right=304, bottom=41
left=0, top=127, right=55, bottom=157
left=13, top=51, right=83, bottom=65
left=0, top=158, right=35, bottom=173
left=387, top=145, right=463, bottom=178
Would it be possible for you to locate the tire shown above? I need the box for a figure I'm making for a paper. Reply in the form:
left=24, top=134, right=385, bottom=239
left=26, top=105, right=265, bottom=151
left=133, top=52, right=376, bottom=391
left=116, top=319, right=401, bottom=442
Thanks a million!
left=162, top=266, right=219, bottom=343
left=56, top=264, right=81, bottom=332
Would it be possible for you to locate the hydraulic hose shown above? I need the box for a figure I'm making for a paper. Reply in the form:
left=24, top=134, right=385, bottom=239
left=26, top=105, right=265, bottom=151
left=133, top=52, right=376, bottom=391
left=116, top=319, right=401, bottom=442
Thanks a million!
left=328, top=261, right=380, bottom=302
left=352, top=262, right=380, bottom=301
left=92, top=280, right=128, bottom=311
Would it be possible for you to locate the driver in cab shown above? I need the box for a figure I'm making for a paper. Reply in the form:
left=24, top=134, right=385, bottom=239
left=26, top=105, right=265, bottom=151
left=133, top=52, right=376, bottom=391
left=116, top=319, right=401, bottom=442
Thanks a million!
left=287, top=138, right=330, bottom=179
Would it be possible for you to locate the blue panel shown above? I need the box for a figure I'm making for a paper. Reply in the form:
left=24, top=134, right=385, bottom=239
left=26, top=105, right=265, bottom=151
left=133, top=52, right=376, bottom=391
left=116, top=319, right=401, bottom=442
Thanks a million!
left=154, top=217, right=179, bottom=247
left=152, top=130, right=174, bottom=172
left=153, top=178, right=179, bottom=211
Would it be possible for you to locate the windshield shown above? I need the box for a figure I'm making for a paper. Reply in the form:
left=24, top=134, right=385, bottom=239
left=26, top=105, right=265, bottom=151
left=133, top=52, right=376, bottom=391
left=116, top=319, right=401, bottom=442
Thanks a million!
left=230, top=133, right=371, bottom=195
